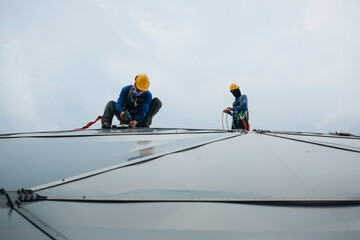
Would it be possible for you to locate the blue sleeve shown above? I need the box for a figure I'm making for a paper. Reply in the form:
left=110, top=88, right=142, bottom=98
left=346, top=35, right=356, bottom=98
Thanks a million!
left=134, top=91, right=152, bottom=123
left=115, top=85, right=131, bottom=113
left=233, top=95, right=248, bottom=112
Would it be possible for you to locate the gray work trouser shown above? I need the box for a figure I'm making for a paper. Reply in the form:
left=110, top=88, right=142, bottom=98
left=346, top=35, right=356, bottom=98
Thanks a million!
left=102, top=98, right=162, bottom=127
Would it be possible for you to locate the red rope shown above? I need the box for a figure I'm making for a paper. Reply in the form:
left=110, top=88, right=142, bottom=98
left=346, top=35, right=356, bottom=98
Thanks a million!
left=75, top=116, right=102, bottom=130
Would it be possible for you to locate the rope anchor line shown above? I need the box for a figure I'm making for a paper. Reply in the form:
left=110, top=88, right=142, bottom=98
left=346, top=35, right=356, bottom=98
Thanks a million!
left=222, top=112, right=233, bottom=130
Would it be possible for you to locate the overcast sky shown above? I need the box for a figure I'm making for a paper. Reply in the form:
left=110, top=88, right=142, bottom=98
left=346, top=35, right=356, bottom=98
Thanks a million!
left=0, top=0, right=359, bottom=134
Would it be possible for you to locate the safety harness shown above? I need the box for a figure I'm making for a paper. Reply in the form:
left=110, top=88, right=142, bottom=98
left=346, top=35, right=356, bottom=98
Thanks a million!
left=232, top=95, right=250, bottom=131
left=124, top=85, right=145, bottom=117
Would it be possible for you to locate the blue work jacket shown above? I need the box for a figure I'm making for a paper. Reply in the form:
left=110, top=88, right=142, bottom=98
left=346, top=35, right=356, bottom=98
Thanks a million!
left=115, top=85, right=152, bottom=123
left=232, top=94, right=248, bottom=115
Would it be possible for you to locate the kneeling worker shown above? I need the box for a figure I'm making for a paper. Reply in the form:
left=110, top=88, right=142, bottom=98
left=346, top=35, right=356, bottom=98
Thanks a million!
left=223, top=83, right=250, bottom=130
left=102, top=73, right=162, bottom=128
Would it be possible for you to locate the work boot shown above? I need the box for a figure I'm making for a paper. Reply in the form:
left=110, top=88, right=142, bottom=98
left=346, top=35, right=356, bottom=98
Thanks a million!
left=102, top=120, right=110, bottom=129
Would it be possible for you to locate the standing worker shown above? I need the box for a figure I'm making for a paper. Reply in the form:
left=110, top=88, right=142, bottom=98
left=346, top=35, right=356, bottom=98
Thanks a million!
left=223, top=83, right=250, bottom=131
left=101, top=73, right=162, bottom=128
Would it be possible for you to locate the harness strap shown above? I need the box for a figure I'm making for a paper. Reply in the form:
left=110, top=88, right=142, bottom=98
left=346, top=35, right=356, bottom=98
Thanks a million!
left=75, top=116, right=102, bottom=130
left=242, top=119, right=250, bottom=131
left=126, top=85, right=134, bottom=100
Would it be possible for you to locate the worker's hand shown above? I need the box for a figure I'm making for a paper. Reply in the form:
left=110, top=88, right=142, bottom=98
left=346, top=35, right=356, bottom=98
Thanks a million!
left=120, top=112, right=128, bottom=121
left=226, top=107, right=233, bottom=111
left=223, top=109, right=230, bottom=114
left=129, top=120, right=137, bottom=128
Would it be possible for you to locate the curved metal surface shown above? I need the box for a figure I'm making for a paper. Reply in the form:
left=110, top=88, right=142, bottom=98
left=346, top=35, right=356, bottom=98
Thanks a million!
left=38, top=133, right=360, bottom=199
left=0, top=128, right=238, bottom=190
left=1, top=128, right=360, bottom=239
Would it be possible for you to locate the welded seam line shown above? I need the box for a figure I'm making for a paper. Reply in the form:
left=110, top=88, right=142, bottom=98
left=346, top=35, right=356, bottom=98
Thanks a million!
left=0, top=127, right=236, bottom=138
left=269, top=133, right=360, bottom=151
left=264, top=133, right=360, bottom=153
left=12, top=207, right=68, bottom=240
left=268, top=131, right=360, bottom=140
left=4, top=191, right=68, bottom=240
left=44, top=196, right=360, bottom=206
left=31, top=133, right=242, bottom=192
left=0, top=130, right=233, bottom=139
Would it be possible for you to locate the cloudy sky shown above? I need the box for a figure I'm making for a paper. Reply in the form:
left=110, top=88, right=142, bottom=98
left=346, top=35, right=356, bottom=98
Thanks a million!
left=0, top=0, right=359, bottom=134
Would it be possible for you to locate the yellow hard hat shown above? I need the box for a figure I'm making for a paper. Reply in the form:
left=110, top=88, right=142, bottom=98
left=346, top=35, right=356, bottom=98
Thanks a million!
left=230, top=83, right=239, bottom=91
left=135, top=73, right=150, bottom=91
